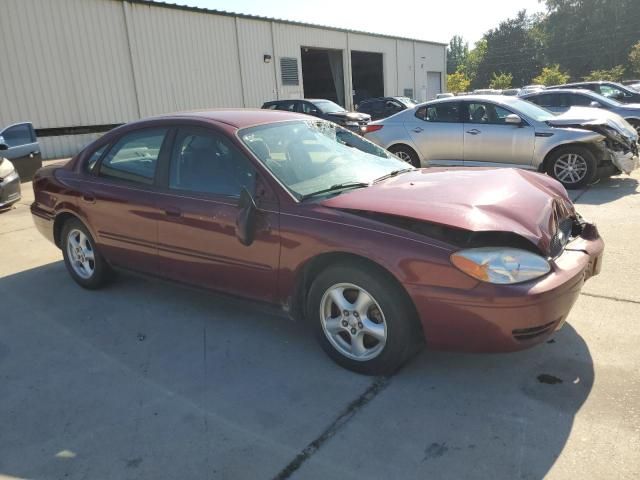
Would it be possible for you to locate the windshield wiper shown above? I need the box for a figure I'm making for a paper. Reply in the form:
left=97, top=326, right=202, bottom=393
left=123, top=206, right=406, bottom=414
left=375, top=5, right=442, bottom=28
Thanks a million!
left=300, top=181, right=370, bottom=201
left=373, top=168, right=414, bottom=184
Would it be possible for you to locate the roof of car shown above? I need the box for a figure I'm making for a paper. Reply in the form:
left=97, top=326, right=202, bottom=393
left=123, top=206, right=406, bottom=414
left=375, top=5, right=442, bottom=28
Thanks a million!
left=522, top=88, right=595, bottom=96
left=151, top=109, right=309, bottom=128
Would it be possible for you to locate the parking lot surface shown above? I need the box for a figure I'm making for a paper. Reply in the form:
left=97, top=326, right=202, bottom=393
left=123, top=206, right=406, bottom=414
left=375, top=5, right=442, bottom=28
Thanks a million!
left=1, top=169, right=639, bottom=480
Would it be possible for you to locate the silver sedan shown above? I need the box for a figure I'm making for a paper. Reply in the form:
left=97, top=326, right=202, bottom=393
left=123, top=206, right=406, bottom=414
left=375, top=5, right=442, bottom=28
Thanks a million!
left=364, top=95, right=639, bottom=189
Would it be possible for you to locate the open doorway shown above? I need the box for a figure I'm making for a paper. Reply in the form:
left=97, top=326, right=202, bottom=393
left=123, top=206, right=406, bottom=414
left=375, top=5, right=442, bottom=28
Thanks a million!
left=301, top=47, right=345, bottom=106
left=351, top=51, right=384, bottom=107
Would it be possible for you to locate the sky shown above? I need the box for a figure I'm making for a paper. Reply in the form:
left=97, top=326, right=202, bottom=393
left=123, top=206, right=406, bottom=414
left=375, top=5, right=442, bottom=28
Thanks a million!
left=174, top=0, right=547, bottom=46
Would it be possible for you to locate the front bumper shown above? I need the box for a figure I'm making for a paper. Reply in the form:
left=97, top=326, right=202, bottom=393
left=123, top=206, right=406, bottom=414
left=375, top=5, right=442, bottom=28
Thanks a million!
left=407, top=224, right=604, bottom=353
left=0, top=171, right=21, bottom=208
left=609, top=150, right=639, bottom=174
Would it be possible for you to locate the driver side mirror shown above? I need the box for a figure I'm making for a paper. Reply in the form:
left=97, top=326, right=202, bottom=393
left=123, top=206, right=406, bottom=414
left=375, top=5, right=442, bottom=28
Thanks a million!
left=236, top=187, right=258, bottom=246
left=589, top=101, right=602, bottom=108
left=505, top=114, right=522, bottom=125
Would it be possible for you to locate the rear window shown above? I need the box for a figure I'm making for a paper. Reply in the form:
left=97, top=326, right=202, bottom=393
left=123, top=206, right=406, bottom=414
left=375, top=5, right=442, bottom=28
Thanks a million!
left=417, top=103, right=461, bottom=123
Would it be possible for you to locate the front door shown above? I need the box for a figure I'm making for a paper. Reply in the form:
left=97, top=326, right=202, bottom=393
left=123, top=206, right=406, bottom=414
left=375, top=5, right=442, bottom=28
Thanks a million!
left=405, top=102, right=463, bottom=166
left=154, top=126, right=280, bottom=303
left=0, top=122, right=42, bottom=180
left=462, top=101, right=535, bottom=167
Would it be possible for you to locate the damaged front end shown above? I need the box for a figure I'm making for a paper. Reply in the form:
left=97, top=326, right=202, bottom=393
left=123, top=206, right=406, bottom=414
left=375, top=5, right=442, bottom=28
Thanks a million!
left=548, top=117, right=640, bottom=174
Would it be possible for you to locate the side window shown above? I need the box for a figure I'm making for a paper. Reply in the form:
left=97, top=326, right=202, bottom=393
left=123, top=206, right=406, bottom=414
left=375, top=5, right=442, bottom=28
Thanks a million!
left=528, top=94, right=556, bottom=107
left=418, top=103, right=460, bottom=123
left=99, top=128, right=167, bottom=185
left=169, top=127, right=256, bottom=197
left=300, top=102, right=318, bottom=114
left=569, top=94, right=593, bottom=107
left=85, top=144, right=108, bottom=173
left=1, top=124, right=34, bottom=147
left=264, top=104, right=278, bottom=110
left=275, top=101, right=296, bottom=112
left=466, top=102, right=514, bottom=125
left=599, top=85, right=625, bottom=98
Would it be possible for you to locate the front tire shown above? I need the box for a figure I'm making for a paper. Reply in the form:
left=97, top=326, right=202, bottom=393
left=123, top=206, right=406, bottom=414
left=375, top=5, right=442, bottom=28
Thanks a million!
left=61, top=218, right=112, bottom=289
left=307, top=263, right=421, bottom=375
left=546, top=145, right=597, bottom=189
left=389, top=145, right=421, bottom=168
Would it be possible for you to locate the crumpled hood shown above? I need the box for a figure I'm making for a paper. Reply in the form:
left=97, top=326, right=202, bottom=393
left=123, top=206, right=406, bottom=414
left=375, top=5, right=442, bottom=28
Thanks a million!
left=325, top=111, right=371, bottom=123
left=549, top=106, right=639, bottom=141
left=321, top=168, right=575, bottom=255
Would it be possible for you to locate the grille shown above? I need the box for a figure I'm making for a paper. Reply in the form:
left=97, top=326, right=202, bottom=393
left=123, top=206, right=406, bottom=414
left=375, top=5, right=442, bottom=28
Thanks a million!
left=512, top=320, right=557, bottom=341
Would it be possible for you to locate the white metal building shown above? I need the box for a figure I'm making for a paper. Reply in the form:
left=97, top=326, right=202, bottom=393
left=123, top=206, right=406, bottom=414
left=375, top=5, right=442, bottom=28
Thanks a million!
left=1, top=0, right=446, bottom=158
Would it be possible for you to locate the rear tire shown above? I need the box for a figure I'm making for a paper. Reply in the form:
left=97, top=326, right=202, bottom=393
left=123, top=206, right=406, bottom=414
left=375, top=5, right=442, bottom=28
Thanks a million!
left=546, top=145, right=597, bottom=189
left=389, top=145, right=421, bottom=168
left=61, top=218, right=112, bottom=289
left=307, top=262, right=422, bottom=375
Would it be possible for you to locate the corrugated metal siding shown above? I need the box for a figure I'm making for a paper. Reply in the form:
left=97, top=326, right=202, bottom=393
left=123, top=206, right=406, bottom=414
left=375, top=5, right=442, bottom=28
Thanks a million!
left=236, top=18, right=278, bottom=107
left=125, top=2, right=244, bottom=116
left=396, top=40, right=416, bottom=98
left=40, top=134, right=104, bottom=159
left=0, top=0, right=138, bottom=129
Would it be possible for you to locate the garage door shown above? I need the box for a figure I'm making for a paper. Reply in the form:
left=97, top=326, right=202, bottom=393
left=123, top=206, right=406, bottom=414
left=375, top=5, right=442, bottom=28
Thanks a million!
left=427, top=72, right=442, bottom=100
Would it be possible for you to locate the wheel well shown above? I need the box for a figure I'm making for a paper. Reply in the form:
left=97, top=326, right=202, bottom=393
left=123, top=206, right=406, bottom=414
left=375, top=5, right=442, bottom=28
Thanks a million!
left=388, top=143, right=418, bottom=156
left=540, top=142, right=600, bottom=173
left=53, top=212, right=80, bottom=248
left=290, top=252, right=420, bottom=329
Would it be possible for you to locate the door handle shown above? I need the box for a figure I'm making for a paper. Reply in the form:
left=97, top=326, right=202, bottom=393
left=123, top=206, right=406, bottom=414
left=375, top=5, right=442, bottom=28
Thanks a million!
left=164, top=207, right=182, bottom=217
left=412, top=127, right=424, bottom=133
left=466, top=129, right=481, bottom=135
left=81, top=193, right=96, bottom=203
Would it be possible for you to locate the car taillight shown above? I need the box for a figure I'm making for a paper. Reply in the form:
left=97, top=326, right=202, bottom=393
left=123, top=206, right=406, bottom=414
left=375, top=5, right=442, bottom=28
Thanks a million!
left=363, top=125, right=383, bottom=134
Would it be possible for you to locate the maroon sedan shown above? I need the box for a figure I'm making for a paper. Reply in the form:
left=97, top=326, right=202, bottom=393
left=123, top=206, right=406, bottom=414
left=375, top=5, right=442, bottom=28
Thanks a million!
left=31, top=110, right=603, bottom=374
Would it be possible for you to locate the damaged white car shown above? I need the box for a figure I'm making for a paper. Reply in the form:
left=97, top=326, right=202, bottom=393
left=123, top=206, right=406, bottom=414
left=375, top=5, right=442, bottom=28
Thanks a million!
left=363, top=95, right=639, bottom=189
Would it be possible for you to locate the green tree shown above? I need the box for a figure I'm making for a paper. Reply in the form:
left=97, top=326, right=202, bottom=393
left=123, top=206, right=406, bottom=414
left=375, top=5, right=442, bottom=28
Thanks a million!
left=629, top=41, right=640, bottom=76
left=459, top=39, right=487, bottom=83
left=447, top=70, right=471, bottom=93
left=473, top=11, right=544, bottom=89
left=532, top=65, right=570, bottom=86
left=583, top=65, right=626, bottom=81
left=447, top=35, right=469, bottom=75
left=489, top=72, right=513, bottom=89
left=543, top=0, right=640, bottom=79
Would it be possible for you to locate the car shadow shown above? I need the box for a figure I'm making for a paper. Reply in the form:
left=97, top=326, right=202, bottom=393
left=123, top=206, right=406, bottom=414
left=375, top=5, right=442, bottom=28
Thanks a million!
left=577, top=175, right=639, bottom=205
left=0, top=262, right=594, bottom=480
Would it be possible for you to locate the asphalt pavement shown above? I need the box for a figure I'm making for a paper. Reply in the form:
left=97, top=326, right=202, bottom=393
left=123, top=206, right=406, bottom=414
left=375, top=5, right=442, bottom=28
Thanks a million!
left=1, top=170, right=638, bottom=480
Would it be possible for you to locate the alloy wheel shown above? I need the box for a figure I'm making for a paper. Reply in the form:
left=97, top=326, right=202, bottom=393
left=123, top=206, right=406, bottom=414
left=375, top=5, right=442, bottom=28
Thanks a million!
left=66, top=229, right=96, bottom=279
left=553, top=153, right=588, bottom=185
left=395, top=151, right=412, bottom=163
left=320, top=283, right=387, bottom=361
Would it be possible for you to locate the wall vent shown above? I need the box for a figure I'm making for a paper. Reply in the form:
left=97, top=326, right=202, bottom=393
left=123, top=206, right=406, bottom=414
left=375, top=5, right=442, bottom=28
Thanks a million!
left=280, top=57, right=299, bottom=86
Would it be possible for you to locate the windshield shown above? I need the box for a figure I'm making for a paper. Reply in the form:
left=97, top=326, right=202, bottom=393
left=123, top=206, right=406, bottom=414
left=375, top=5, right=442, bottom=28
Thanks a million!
left=239, top=120, right=409, bottom=200
left=312, top=100, right=347, bottom=114
left=507, top=98, right=557, bottom=122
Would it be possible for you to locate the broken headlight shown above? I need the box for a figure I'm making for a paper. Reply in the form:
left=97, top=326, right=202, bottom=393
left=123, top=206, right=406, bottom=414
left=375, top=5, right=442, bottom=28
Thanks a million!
left=451, top=247, right=551, bottom=284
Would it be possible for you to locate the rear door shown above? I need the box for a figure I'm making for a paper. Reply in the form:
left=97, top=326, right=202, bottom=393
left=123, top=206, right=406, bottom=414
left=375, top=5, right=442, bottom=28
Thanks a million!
left=404, top=102, right=463, bottom=166
left=462, top=101, right=535, bottom=167
left=0, top=122, right=41, bottom=179
left=80, top=127, right=170, bottom=274
left=154, top=125, right=280, bottom=302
